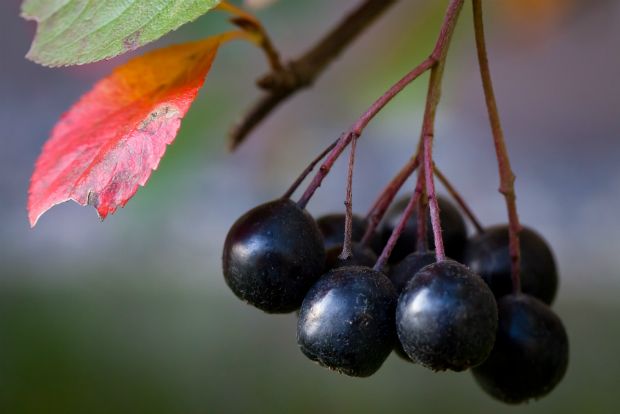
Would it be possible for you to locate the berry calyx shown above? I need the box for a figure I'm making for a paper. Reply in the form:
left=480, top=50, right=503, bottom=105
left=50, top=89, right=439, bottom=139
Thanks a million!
left=324, top=242, right=377, bottom=271
left=383, top=195, right=467, bottom=263
left=222, top=198, right=325, bottom=313
left=396, top=260, right=498, bottom=371
left=463, top=225, right=558, bottom=304
left=297, top=266, right=397, bottom=377
left=472, top=293, right=569, bottom=404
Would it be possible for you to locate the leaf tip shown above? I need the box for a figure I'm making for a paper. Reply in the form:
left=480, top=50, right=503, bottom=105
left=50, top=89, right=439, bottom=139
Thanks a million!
left=28, top=215, right=39, bottom=228
left=27, top=203, right=48, bottom=228
left=27, top=197, right=64, bottom=228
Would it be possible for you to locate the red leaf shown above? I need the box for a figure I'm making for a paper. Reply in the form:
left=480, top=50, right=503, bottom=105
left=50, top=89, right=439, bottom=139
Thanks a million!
left=28, top=34, right=233, bottom=227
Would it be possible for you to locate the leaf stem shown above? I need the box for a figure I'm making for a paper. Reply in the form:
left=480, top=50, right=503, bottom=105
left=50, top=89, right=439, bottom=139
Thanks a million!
left=472, top=0, right=522, bottom=292
left=216, top=1, right=283, bottom=72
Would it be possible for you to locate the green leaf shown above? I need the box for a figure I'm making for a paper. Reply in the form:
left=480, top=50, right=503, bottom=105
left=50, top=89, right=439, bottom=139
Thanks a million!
left=21, top=0, right=221, bottom=67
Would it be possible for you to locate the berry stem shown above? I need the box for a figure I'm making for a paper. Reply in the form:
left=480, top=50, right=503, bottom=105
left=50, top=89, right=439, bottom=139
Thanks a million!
left=374, top=175, right=424, bottom=271
left=282, top=138, right=338, bottom=199
left=361, top=151, right=420, bottom=246
left=416, top=161, right=429, bottom=252
left=433, top=165, right=484, bottom=234
left=472, top=0, right=522, bottom=292
left=297, top=0, right=464, bottom=209
left=297, top=132, right=351, bottom=209
left=340, top=134, right=359, bottom=260
left=416, top=0, right=465, bottom=262
left=423, top=131, right=446, bottom=262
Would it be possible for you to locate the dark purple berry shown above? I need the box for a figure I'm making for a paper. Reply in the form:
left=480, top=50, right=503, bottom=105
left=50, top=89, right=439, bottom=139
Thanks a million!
left=383, top=195, right=467, bottom=263
left=389, top=250, right=436, bottom=294
left=297, top=266, right=397, bottom=377
left=389, top=250, right=437, bottom=362
left=464, top=225, right=558, bottom=304
left=222, top=198, right=325, bottom=313
left=324, top=242, right=377, bottom=271
left=396, top=260, right=498, bottom=371
left=472, top=294, right=569, bottom=404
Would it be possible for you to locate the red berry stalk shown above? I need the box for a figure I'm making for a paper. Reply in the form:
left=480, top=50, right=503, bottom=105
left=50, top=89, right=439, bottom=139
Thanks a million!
left=297, top=0, right=465, bottom=210
left=340, top=134, right=359, bottom=260
left=473, top=0, right=522, bottom=292
left=434, top=165, right=484, bottom=234
left=374, top=170, right=425, bottom=271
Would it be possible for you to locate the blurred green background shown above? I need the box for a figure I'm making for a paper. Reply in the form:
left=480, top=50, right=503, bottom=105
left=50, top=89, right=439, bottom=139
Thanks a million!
left=1, top=1, right=619, bottom=413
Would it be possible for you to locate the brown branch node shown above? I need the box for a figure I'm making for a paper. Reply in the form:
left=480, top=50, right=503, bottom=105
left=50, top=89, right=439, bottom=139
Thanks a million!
left=229, top=0, right=398, bottom=149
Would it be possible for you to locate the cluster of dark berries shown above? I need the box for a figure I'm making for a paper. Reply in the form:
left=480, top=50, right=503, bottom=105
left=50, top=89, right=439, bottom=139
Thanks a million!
left=222, top=188, right=569, bottom=404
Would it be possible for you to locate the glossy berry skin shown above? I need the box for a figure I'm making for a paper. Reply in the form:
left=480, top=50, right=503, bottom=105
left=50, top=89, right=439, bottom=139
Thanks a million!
left=472, top=294, right=569, bottom=404
left=389, top=250, right=437, bottom=362
left=396, top=260, right=498, bottom=371
left=389, top=251, right=436, bottom=294
left=297, top=266, right=397, bottom=377
left=383, top=196, right=467, bottom=263
left=222, top=198, right=325, bottom=313
left=464, top=225, right=558, bottom=304
left=316, top=213, right=384, bottom=255
left=324, top=242, right=377, bottom=271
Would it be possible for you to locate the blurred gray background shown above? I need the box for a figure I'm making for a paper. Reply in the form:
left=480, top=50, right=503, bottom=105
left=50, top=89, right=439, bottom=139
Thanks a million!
left=1, top=0, right=619, bottom=413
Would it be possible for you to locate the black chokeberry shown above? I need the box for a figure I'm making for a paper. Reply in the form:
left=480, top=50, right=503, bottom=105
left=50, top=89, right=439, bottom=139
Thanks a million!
left=389, top=250, right=436, bottom=294
left=472, top=293, right=569, bottom=404
left=463, top=225, right=558, bottom=304
left=222, top=198, right=325, bottom=313
left=297, top=266, right=397, bottom=377
left=396, top=260, right=498, bottom=371
left=324, top=242, right=377, bottom=271
left=388, top=250, right=437, bottom=362
left=383, top=195, right=467, bottom=263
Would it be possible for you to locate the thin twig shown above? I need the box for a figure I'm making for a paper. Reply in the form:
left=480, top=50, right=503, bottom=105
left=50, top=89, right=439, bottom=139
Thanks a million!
left=282, top=138, right=338, bottom=199
left=423, top=130, right=445, bottom=261
left=417, top=0, right=465, bottom=263
left=473, top=0, right=522, bottom=292
left=416, top=161, right=429, bottom=252
left=340, top=135, right=359, bottom=260
left=374, top=173, right=424, bottom=271
left=229, top=0, right=398, bottom=149
left=361, top=153, right=420, bottom=246
left=297, top=0, right=465, bottom=209
left=361, top=135, right=426, bottom=246
left=296, top=56, right=436, bottom=208
left=434, top=164, right=484, bottom=234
